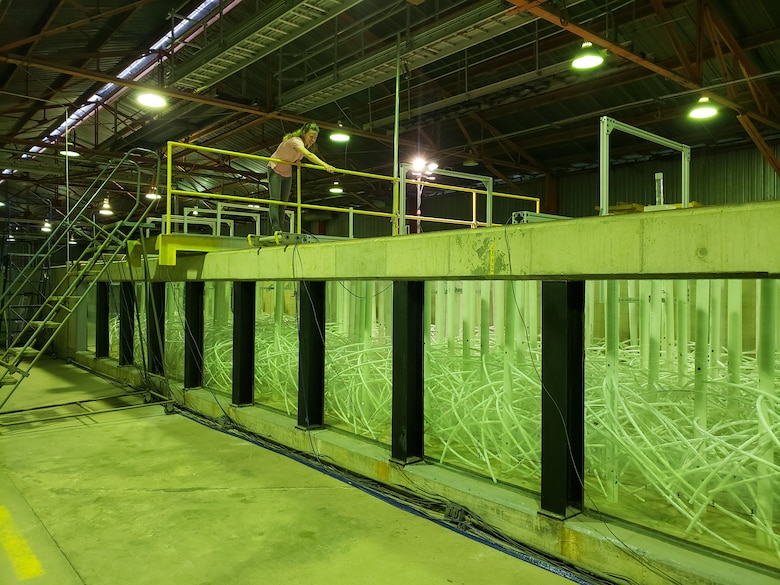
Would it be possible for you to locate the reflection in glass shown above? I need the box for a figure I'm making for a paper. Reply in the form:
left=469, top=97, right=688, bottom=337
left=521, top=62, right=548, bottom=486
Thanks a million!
left=425, top=280, right=542, bottom=494
left=324, top=281, right=393, bottom=444
left=585, top=279, right=779, bottom=568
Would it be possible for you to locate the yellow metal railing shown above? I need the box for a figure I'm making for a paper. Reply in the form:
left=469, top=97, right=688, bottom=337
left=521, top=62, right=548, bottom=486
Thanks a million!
left=165, top=142, right=540, bottom=236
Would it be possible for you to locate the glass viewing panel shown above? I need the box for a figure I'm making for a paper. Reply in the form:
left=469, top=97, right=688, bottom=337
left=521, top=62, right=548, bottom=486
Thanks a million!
left=324, top=280, right=393, bottom=445
left=164, top=282, right=185, bottom=382
left=132, top=282, right=146, bottom=366
left=254, top=281, right=298, bottom=415
left=424, top=280, right=542, bottom=494
left=584, top=279, right=779, bottom=569
left=202, top=281, right=234, bottom=396
left=85, top=284, right=96, bottom=353
left=108, top=283, right=120, bottom=361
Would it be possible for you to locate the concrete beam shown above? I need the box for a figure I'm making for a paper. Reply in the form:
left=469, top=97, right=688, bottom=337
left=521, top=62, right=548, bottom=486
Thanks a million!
left=107, top=201, right=780, bottom=282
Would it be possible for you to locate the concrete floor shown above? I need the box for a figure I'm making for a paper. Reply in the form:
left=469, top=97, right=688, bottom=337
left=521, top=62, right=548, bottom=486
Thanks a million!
left=0, top=358, right=581, bottom=585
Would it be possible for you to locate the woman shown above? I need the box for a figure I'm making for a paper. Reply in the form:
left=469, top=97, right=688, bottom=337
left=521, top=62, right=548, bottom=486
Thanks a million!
left=267, top=122, right=335, bottom=234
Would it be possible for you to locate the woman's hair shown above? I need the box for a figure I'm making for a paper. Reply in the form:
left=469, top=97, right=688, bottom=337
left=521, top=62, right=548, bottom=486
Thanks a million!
left=283, top=122, right=319, bottom=141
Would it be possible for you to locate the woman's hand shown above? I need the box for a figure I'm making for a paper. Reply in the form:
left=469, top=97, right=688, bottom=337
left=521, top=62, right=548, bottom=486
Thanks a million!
left=324, top=164, right=336, bottom=173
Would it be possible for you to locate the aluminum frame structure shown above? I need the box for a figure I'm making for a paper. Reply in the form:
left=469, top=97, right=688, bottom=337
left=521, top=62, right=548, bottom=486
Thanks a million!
left=599, top=116, right=691, bottom=216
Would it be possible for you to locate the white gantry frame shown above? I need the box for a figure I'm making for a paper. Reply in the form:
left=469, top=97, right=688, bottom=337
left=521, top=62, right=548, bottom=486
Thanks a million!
left=599, top=116, right=691, bottom=216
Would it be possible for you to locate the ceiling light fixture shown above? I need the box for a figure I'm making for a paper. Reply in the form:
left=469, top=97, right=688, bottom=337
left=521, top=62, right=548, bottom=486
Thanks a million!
left=462, top=152, right=479, bottom=167
left=146, top=186, right=161, bottom=200
left=137, top=92, right=167, bottom=108
left=99, top=198, right=113, bottom=216
left=688, top=96, right=717, bottom=119
left=329, top=181, right=344, bottom=194
left=330, top=120, right=350, bottom=143
left=41, top=220, right=52, bottom=232
left=59, top=147, right=80, bottom=157
left=572, top=40, right=604, bottom=70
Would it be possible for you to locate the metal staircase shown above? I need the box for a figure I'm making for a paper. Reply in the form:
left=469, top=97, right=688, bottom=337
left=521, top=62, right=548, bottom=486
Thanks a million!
left=0, top=149, right=159, bottom=410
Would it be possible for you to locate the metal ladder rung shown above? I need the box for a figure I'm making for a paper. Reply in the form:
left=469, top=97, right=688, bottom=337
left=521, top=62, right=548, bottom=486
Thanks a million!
left=29, top=321, right=62, bottom=328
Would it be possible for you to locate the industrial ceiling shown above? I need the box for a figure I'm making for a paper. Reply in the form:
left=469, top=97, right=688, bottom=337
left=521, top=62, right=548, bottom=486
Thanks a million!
left=1, top=0, right=779, bottom=232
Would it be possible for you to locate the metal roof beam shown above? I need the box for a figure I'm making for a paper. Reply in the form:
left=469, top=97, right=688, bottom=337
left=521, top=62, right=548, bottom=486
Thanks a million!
left=279, top=0, right=589, bottom=113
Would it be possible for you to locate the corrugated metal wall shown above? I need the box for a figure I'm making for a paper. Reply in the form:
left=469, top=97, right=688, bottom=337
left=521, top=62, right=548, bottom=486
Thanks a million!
left=559, top=142, right=780, bottom=217
left=324, top=142, right=779, bottom=236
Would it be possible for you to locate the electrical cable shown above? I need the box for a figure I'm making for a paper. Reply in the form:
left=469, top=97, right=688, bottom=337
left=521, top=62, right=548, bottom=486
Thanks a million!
left=501, top=218, right=684, bottom=585
left=132, top=217, right=775, bottom=581
left=172, top=399, right=612, bottom=585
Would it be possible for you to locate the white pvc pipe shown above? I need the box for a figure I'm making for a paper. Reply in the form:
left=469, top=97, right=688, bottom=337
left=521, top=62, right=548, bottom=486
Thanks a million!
left=480, top=281, right=490, bottom=367
left=605, top=280, right=620, bottom=503
left=648, top=280, right=662, bottom=389
left=585, top=281, right=595, bottom=348
left=494, top=281, right=505, bottom=350
left=694, top=280, right=710, bottom=433
left=710, top=280, right=724, bottom=375
left=435, top=281, right=446, bottom=344
left=628, top=280, right=639, bottom=347
left=514, top=281, right=526, bottom=364
left=676, top=280, right=690, bottom=384
left=274, top=281, right=284, bottom=342
left=447, top=281, right=457, bottom=355
left=727, top=280, right=743, bottom=390
left=526, top=281, right=538, bottom=352
left=756, top=279, right=776, bottom=548
left=640, top=280, right=651, bottom=370
left=462, top=281, right=474, bottom=360
left=664, top=280, right=675, bottom=365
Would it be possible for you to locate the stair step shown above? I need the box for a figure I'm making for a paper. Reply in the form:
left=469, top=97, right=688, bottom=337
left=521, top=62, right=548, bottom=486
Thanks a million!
left=5, top=347, right=37, bottom=356
left=46, top=295, right=81, bottom=304
left=29, top=321, right=62, bottom=328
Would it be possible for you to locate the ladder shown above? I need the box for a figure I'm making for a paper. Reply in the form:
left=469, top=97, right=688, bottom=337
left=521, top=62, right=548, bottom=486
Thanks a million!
left=0, top=149, right=159, bottom=410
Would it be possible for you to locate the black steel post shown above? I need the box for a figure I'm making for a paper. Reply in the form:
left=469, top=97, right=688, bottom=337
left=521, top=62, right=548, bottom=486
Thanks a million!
left=232, top=281, right=255, bottom=406
left=184, top=282, right=204, bottom=389
left=297, top=280, right=325, bottom=429
left=540, top=280, right=585, bottom=517
left=391, top=280, right=424, bottom=464
left=118, top=281, right=135, bottom=366
left=147, top=282, right=166, bottom=376
left=95, top=282, right=109, bottom=358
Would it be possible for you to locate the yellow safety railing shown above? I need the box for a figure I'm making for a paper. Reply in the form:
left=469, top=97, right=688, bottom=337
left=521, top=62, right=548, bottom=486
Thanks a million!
left=405, top=178, right=541, bottom=228
left=165, top=142, right=540, bottom=236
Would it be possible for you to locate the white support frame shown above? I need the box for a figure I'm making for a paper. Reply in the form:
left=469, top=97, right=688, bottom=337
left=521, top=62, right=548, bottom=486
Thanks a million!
left=398, top=163, right=495, bottom=232
left=599, top=116, right=691, bottom=216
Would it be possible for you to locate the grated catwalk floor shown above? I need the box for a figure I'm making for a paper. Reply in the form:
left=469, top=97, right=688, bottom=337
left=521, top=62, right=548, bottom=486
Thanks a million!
left=0, top=357, right=579, bottom=585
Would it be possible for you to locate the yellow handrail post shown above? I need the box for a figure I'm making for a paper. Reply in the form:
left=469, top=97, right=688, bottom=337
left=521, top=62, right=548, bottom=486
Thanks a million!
left=166, top=141, right=173, bottom=235
left=296, top=165, right=302, bottom=234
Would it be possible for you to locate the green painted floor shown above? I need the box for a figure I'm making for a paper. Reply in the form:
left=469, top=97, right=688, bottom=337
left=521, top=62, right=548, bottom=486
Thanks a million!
left=0, top=358, right=579, bottom=585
